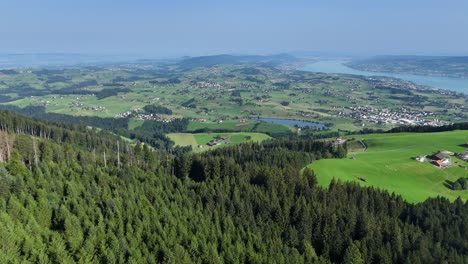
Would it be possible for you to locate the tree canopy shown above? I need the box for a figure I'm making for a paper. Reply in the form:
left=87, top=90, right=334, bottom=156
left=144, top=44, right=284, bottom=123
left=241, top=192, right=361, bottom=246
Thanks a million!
left=0, top=110, right=466, bottom=263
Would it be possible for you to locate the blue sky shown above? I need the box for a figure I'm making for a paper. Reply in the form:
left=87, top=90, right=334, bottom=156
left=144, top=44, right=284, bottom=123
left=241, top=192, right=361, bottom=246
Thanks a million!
left=1, top=0, right=467, bottom=56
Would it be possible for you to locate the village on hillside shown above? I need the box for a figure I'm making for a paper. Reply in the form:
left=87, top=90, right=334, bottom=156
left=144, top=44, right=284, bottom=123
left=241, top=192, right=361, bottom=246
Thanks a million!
left=115, top=109, right=175, bottom=122
left=338, top=106, right=450, bottom=126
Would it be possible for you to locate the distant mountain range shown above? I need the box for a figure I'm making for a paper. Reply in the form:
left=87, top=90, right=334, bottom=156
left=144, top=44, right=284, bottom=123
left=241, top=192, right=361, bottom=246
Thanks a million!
left=178, top=53, right=298, bottom=69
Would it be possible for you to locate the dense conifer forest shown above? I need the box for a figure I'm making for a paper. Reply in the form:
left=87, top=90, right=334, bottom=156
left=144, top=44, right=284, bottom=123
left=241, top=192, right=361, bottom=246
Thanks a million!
left=0, top=110, right=467, bottom=263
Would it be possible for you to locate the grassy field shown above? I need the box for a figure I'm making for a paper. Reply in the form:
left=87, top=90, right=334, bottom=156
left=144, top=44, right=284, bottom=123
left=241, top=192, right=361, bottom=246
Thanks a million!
left=168, top=132, right=271, bottom=152
left=128, top=118, right=145, bottom=130
left=187, top=120, right=257, bottom=131
left=187, top=120, right=292, bottom=134
left=308, top=130, right=468, bottom=203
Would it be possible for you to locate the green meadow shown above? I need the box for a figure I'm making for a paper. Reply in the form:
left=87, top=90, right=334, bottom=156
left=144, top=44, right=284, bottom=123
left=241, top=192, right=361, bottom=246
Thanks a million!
left=308, top=130, right=468, bottom=203
left=168, top=132, right=271, bottom=152
left=187, top=120, right=292, bottom=134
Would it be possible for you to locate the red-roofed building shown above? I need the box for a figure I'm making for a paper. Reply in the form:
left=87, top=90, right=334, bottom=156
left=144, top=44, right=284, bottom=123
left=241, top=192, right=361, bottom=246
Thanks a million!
left=433, top=160, right=443, bottom=167
left=433, top=158, right=450, bottom=168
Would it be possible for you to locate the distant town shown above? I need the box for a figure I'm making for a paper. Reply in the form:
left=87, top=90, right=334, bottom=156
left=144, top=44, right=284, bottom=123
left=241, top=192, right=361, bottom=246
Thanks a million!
left=338, top=106, right=449, bottom=126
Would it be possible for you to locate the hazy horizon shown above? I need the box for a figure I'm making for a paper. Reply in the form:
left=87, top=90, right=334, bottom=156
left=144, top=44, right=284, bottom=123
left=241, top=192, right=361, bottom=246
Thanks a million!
left=1, top=0, right=468, bottom=56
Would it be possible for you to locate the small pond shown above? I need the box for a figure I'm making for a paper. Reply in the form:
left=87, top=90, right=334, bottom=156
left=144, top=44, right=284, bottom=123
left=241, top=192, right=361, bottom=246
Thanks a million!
left=253, top=117, right=326, bottom=128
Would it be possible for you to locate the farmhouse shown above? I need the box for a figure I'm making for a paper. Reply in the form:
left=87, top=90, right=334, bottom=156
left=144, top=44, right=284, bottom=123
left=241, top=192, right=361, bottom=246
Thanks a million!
left=332, top=137, right=346, bottom=147
left=207, top=140, right=221, bottom=147
left=458, top=151, right=468, bottom=161
left=431, top=152, right=451, bottom=168
left=432, top=153, right=448, bottom=161
left=207, top=141, right=217, bottom=147
left=433, top=160, right=444, bottom=168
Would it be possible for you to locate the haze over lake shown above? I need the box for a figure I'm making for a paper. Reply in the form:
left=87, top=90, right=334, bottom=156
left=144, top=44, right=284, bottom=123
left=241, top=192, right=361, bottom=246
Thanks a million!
left=300, top=60, right=468, bottom=94
left=0, top=54, right=153, bottom=68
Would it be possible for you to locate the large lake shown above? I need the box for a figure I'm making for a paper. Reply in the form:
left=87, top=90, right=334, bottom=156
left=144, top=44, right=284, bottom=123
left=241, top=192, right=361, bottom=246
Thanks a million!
left=299, top=60, right=468, bottom=94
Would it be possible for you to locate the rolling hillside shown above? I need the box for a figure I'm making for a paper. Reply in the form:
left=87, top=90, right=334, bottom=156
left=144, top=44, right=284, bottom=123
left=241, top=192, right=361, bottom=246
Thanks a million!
left=309, top=130, right=468, bottom=202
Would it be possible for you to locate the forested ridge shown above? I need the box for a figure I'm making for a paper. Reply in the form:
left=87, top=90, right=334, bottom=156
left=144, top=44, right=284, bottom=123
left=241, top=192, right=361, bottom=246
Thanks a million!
left=0, top=105, right=189, bottom=150
left=0, top=111, right=467, bottom=263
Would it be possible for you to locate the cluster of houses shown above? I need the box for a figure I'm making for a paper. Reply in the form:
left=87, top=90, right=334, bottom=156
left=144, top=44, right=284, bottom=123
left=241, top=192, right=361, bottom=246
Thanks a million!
left=115, top=110, right=135, bottom=118
left=416, top=151, right=451, bottom=168
left=190, top=81, right=223, bottom=89
left=416, top=148, right=468, bottom=169
left=70, top=102, right=106, bottom=112
left=134, top=113, right=174, bottom=122
left=192, top=118, right=227, bottom=124
left=205, top=136, right=230, bottom=147
left=337, top=105, right=449, bottom=127
left=83, top=105, right=106, bottom=111
left=115, top=109, right=174, bottom=122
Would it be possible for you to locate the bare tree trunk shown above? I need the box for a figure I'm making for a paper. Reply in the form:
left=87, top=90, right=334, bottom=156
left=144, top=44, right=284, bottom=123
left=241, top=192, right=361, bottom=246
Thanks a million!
left=103, top=151, right=107, bottom=168
left=0, top=131, right=5, bottom=162
left=117, top=141, right=121, bottom=167
left=0, top=131, right=14, bottom=162
left=128, top=144, right=133, bottom=167
left=32, top=136, right=39, bottom=166
left=6, top=136, right=12, bottom=161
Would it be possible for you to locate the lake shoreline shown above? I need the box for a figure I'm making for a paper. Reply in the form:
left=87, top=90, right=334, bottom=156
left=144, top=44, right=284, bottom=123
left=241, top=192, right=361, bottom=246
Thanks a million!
left=299, top=60, right=468, bottom=94
left=345, top=64, right=468, bottom=80
left=251, top=117, right=327, bottom=129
